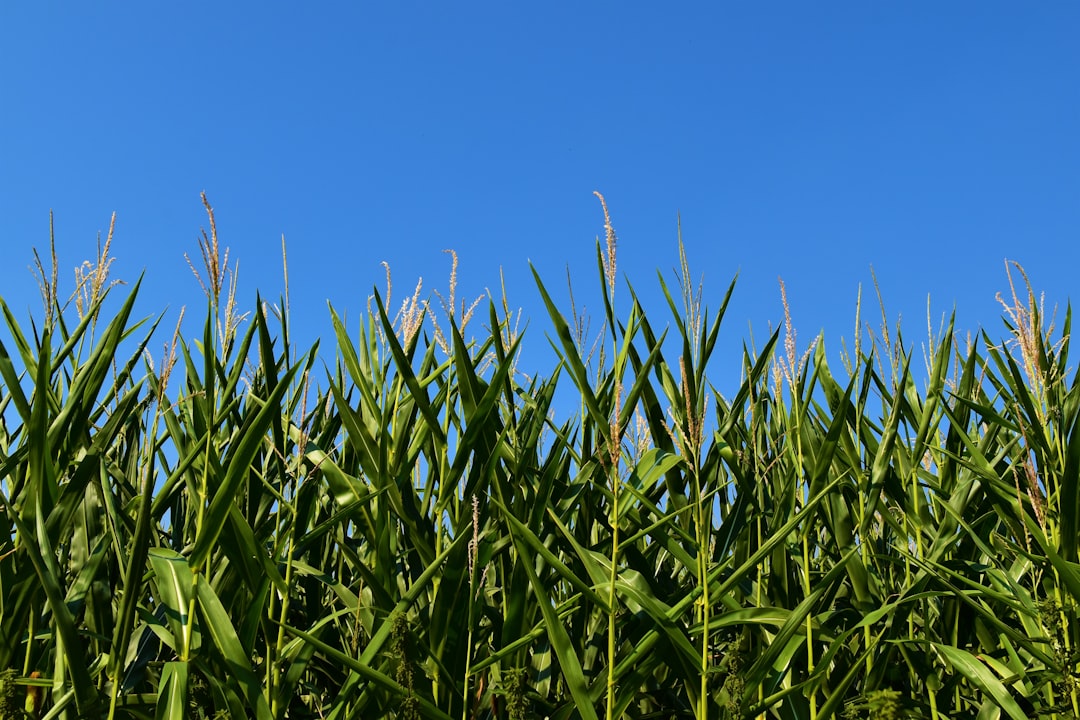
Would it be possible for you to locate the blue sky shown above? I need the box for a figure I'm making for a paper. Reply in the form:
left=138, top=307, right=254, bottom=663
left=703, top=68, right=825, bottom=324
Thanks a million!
left=2, top=4, right=1078, bottom=393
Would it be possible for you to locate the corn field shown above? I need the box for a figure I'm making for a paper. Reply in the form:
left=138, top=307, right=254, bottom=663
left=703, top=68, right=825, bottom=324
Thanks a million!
left=1, top=198, right=1078, bottom=719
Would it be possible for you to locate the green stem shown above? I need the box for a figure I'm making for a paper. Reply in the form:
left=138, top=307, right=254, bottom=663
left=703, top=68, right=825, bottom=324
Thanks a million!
left=606, top=458, right=620, bottom=720
left=696, top=463, right=710, bottom=720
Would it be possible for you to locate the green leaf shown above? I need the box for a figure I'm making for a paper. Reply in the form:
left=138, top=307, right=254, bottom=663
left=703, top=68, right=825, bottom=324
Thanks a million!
left=155, top=661, right=189, bottom=720
left=195, top=578, right=273, bottom=720
left=931, top=643, right=1028, bottom=720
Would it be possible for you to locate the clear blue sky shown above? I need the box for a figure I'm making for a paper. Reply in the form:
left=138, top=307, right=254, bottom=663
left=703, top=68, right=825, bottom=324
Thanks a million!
left=2, top=4, right=1078, bottom=392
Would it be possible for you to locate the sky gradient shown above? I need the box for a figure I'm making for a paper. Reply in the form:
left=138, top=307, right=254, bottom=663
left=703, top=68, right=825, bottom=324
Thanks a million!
left=2, top=4, right=1078, bottom=392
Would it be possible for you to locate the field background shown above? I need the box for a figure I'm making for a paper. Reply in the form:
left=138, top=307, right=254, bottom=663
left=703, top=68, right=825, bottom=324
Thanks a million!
left=2, top=4, right=1079, bottom=719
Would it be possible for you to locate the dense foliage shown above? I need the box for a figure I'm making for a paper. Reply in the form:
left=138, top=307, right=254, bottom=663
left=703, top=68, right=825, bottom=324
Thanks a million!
left=1, top=200, right=1078, bottom=719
